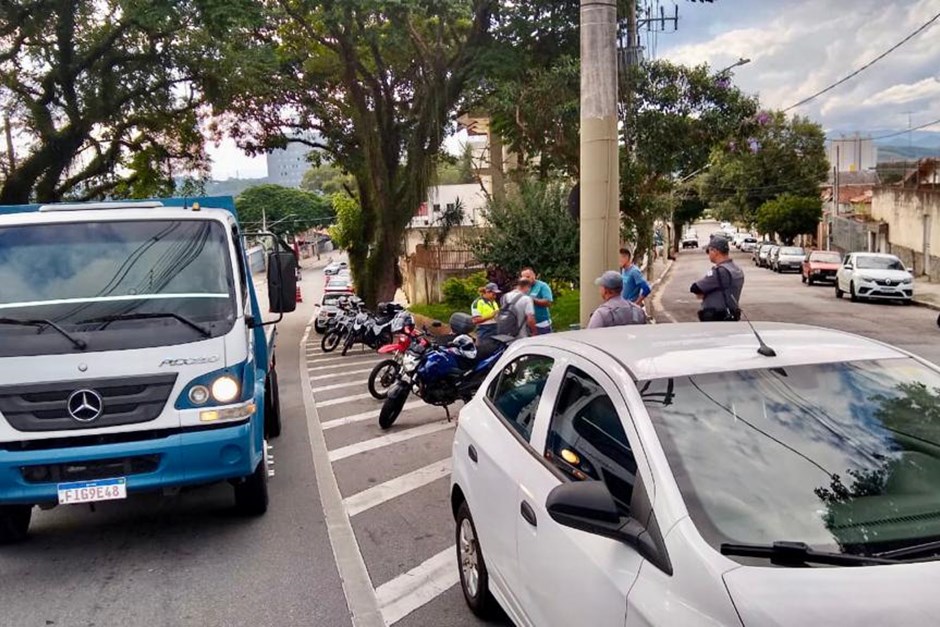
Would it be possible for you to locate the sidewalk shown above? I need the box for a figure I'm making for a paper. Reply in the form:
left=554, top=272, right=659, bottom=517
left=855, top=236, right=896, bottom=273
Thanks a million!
left=914, top=278, right=940, bottom=311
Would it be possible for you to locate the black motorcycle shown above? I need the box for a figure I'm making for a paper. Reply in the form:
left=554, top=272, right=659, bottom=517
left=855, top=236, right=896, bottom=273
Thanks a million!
left=321, top=300, right=358, bottom=353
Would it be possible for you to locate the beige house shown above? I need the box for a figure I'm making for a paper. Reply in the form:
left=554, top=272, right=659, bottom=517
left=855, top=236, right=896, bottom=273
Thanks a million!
left=870, top=159, right=940, bottom=280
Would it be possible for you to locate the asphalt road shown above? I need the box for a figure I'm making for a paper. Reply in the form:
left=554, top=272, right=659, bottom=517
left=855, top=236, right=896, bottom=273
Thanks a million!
left=653, top=221, right=940, bottom=366
left=0, top=263, right=352, bottom=627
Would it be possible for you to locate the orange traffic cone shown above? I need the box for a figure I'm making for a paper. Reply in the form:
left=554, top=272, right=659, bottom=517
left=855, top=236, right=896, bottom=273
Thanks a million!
left=296, top=285, right=303, bottom=303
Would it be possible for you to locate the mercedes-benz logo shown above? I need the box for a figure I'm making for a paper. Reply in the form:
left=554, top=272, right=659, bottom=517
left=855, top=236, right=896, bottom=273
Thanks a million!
left=67, top=389, right=104, bottom=423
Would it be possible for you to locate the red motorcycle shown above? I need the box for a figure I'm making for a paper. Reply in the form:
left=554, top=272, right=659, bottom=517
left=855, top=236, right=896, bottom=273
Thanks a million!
left=367, top=315, right=429, bottom=399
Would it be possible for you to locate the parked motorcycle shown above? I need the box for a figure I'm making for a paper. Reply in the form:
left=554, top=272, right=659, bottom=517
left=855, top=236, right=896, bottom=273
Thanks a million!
left=367, top=313, right=429, bottom=400
left=321, top=298, right=358, bottom=353
left=340, top=302, right=404, bottom=356
left=378, top=313, right=514, bottom=429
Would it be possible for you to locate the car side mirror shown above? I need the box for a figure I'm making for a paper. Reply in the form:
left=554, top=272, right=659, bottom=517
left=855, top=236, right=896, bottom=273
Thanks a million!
left=546, top=481, right=635, bottom=542
left=267, top=251, right=298, bottom=314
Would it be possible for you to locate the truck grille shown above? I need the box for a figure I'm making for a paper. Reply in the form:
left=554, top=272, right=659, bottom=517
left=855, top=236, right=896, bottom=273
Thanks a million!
left=0, top=374, right=177, bottom=432
left=20, top=455, right=161, bottom=484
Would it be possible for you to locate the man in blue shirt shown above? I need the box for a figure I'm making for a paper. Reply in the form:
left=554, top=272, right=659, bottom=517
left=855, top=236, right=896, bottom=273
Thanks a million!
left=520, top=267, right=553, bottom=334
left=619, top=248, right=651, bottom=306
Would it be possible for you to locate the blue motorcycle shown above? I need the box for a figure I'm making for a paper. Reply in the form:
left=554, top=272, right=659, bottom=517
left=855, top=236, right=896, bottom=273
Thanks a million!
left=378, top=313, right=514, bottom=429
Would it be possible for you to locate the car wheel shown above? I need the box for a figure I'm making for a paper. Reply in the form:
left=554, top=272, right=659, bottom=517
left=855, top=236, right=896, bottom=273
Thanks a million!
left=835, top=282, right=844, bottom=299
left=314, top=321, right=326, bottom=335
left=456, top=502, right=497, bottom=619
left=807, top=275, right=814, bottom=286
left=0, top=505, right=31, bottom=544
left=801, top=273, right=806, bottom=284
left=850, top=282, right=859, bottom=302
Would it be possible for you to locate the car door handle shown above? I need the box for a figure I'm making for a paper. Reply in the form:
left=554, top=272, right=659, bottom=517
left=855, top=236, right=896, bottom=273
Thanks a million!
left=520, top=501, right=537, bottom=527
left=468, top=444, right=478, bottom=463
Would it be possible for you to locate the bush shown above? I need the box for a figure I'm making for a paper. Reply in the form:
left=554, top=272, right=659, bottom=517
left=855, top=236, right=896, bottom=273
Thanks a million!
left=442, top=271, right=487, bottom=308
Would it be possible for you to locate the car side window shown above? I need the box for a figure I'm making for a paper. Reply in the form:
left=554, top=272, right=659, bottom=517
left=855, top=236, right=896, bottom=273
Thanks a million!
left=545, top=367, right=637, bottom=511
left=486, top=354, right=554, bottom=442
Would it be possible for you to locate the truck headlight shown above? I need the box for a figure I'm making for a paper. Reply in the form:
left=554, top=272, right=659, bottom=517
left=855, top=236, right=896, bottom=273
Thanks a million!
left=211, top=376, right=240, bottom=403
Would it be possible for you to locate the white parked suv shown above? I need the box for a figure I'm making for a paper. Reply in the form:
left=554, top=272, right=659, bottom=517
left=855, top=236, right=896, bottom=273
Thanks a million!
left=451, top=323, right=940, bottom=626
left=835, top=252, right=913, bottom=304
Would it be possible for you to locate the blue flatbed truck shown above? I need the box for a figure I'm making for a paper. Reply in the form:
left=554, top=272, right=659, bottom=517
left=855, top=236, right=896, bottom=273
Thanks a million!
left=0, top=196, right=297, bottom=542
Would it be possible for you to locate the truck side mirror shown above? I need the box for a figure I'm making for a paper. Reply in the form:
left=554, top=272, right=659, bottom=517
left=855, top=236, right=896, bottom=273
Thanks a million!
left=268, top=251, right=298, bottom=313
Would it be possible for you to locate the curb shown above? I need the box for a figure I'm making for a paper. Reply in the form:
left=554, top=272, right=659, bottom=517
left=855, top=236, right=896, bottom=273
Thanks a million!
left=648, top=258, right=677, bottom=323
left=912, top=299, right=940, bottom=313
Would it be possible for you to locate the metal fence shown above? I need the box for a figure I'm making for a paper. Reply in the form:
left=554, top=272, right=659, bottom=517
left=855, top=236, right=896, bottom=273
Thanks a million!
left=830, top=215, right=869, bottom=254
left=412, top=245, right=484, bottom=271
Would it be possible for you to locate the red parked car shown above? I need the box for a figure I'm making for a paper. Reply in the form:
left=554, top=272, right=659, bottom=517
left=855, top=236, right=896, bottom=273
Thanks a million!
left=802, top=250, right=843, bottom=285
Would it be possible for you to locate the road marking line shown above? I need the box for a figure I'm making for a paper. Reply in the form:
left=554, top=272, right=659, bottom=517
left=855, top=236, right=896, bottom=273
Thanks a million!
left=299, top=326, right=384, bottom=627
left=322, top=401, right=424, bottom=431
left=328, top=422, right=454, bottom=462
left=312, top=379, right=368, bottom=393
left=309, top=367, right=375, bottom=381
left=308, top=354, right=381, bottom=366
left=375, top=547, right=459, bottom=626
left=318, top=393, right=376, bottom=407
left=344, top=459, right=452, bottom=518
left=308, top=360, right=381, bottom=372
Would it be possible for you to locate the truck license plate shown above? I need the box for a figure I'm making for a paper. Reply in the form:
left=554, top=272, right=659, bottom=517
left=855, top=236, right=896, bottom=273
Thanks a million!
left=57, top=477, right=127, bottom=505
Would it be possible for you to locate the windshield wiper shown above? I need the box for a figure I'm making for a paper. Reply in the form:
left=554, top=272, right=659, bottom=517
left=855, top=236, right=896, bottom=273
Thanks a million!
left=874, top=540, right=940, bottom=561
left=721, top=541, right=899, bottom=567
left=79, top=312, right=211, bottom=338
left=0, top=317, right=87, bottom=350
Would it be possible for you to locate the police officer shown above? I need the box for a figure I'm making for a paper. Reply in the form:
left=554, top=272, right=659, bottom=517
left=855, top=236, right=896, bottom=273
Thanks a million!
left=691, top=234, right=745, bottom=322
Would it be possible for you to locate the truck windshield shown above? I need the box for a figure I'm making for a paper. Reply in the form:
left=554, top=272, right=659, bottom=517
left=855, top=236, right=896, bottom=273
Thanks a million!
left=0, top=219, right=236, bottom=356
left=642, top=358, right=940, bottom=565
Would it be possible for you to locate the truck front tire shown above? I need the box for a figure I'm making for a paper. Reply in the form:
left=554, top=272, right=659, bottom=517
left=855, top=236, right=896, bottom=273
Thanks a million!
left=264, top=369, right=282, bottom=439
left=0, top=505, right=32, bottom=544
left=234, top=460, right=269, bottom=516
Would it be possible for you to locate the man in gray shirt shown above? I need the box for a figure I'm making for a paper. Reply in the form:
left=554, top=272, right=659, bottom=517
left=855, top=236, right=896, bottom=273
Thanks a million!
left=587, top=271, right=648, bottom=328
left=690, top=234, right=745, bottom=322
left=500, top=279, right=538, bottom=338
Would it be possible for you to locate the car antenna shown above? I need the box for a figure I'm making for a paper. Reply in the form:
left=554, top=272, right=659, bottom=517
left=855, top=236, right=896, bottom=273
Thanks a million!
left=739, top=309, right=777, bottom=357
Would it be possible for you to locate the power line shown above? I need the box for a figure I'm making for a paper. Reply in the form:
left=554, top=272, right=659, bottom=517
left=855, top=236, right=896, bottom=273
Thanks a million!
left=784, top=10, right=940, bottom=112
left=869, top=116, right=940, bottom=141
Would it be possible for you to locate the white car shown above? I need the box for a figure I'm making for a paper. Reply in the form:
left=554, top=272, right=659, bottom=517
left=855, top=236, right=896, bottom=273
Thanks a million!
left=451, top=323, right=940, bottom=626
left=323, top=260, right=348, bottom=276
left=681, top=231, right=699, bottom=249
left=739, top=237, right=758, bottom=252
left=835, top=252, right=913, bottom=304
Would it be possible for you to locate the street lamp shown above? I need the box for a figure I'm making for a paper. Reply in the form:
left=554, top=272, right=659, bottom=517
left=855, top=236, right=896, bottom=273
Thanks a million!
left=718, top=57, right=751, bottom=75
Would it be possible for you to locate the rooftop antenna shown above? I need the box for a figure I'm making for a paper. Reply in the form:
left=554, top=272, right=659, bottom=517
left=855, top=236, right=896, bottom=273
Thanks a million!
left=739, top=309, right=777, bottom=357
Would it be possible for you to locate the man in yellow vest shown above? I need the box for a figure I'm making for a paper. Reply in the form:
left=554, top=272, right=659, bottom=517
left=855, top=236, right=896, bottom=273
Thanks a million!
left=471, top=282, right=501, bottom=341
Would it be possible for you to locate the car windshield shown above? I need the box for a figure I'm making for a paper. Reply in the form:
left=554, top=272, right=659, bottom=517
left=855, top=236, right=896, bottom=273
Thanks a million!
left=857, top=256, right=905, bottom=271
left=811, top=252, right=843, bottom=263
left=780, top=247, right=804, bottom=255
left=642, top=358, right=940, bottom=564
left=0, top=219, right=236, bottom=357
left=322, top=293, right=344, bottom=307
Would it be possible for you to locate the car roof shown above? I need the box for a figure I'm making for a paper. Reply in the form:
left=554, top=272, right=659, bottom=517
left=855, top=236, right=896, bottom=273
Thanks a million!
left=525, top=322, right=907, bottom=380
left=851, top=252, right=899, bottom=259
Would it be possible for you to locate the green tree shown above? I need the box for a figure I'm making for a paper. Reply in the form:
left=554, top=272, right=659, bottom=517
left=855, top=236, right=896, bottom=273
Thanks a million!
left=755, top=194, right=822, bottom=245
left=235, top=184, right=333, bottom=234
left=469, top=178, right=579, bottom=284
left=435, top=143, right=477, bottom=186
left=700, top=112, right=828, bottom=225
left=0, top=0, right=272, bottom=204
left=230, top=0, right=495, bottom=306
left=327, top=193, right=364, bottom=253
left=300, top=164, right=355, bottom=197
left=474, top=1, right=580, bottom=177
left=621, top=60, right=759, bottom=263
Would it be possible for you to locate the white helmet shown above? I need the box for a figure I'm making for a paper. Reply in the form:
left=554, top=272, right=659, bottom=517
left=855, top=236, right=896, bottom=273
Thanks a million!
left=450, top=334, right=477, bottom=360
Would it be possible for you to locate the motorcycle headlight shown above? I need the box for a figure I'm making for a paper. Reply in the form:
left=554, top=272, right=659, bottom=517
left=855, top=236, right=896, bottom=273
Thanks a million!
left=211, top=376, right=240, bottom=403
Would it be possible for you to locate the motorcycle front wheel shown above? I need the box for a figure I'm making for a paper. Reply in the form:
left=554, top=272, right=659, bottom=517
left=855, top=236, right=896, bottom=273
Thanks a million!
left=322, top=331, right=342, bottom=353
left=379, top=383, right=411, bottom=429
left=341, top=332, right=357, bottom=357
left=368, top=359, right=402, bottom=400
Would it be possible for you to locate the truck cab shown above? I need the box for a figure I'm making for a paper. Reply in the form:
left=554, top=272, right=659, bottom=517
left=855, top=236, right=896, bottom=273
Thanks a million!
left=0, top=197, right=297, bottom=543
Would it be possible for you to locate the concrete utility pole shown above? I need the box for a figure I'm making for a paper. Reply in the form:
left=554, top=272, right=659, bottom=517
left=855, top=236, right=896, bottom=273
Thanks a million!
left=579, top=0, right=620, bottom=326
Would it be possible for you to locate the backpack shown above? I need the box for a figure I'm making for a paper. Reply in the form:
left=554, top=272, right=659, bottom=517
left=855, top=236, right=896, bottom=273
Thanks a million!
left=495, top=292, right=525, bottom=336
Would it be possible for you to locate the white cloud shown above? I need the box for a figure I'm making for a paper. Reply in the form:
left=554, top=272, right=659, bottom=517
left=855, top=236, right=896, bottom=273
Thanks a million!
left=207, top=137, right=267, bottom=181
left=659, top=0, right=940, bottom=135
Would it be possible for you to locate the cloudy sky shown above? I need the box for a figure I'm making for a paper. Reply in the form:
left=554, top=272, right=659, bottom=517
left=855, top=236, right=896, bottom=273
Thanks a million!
left=207, top=0, right=940, bottom=180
